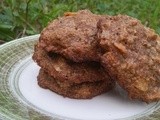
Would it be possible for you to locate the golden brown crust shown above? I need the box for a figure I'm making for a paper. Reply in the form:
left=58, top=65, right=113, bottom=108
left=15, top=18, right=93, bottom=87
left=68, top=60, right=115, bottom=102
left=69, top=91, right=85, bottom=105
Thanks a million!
left=38, top=10, right=105, bottom=62
left=38, top=69, right=115, bottom=99
left=33, top=44, right=112, bottom=84
left=98, top=15, right=160, bottom=102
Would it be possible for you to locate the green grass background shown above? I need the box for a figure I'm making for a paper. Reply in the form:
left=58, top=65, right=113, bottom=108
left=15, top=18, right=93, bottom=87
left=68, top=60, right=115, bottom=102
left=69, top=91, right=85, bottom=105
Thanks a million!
left=0, top=0, right=160, bottom=42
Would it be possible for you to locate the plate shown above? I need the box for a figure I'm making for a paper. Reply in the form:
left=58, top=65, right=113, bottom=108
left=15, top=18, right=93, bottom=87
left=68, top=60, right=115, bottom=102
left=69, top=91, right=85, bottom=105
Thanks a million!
left=0, top=34, right=159, bottom=120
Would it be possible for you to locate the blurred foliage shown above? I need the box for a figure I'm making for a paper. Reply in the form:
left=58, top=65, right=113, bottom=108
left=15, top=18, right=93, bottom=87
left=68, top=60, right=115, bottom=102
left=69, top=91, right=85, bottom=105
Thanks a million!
left=0, top=0, right=160, bottom=41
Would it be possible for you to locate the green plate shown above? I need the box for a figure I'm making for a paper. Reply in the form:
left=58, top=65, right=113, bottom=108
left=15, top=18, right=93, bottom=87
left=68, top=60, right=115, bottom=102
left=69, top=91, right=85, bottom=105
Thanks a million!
left=0, top=35, right=159, bottom=120
left=0, top=35, right=53, bottom=120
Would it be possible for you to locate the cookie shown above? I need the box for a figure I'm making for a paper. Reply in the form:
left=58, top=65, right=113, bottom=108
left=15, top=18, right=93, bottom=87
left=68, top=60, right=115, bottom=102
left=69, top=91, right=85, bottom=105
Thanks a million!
left=38, top=69, right=114, bottom=99
left=98, top=15, right=160, bottom=102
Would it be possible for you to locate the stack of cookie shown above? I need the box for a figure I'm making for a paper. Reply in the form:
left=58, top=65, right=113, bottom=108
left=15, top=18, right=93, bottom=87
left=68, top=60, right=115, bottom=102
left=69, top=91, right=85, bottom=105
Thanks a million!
left=33, top=10, right=160, bottom=102
left=32, top=10, right=115, bottom=99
